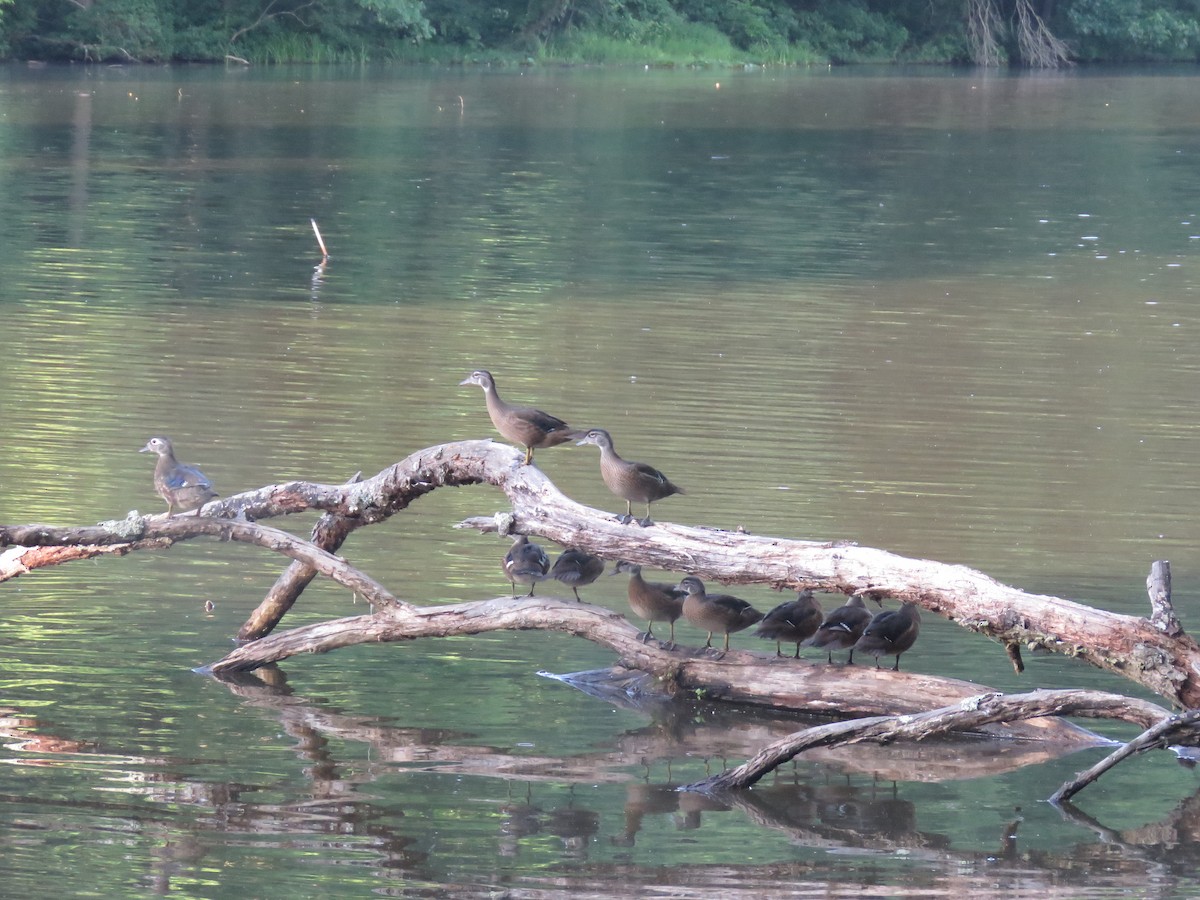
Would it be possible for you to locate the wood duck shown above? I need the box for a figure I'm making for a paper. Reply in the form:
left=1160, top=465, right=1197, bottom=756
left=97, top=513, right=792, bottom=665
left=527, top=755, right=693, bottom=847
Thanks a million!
left=460, top=369, right=581, bottom=465
left=853, top=601, right=921, bottom=671
left=550, top=548, right=605, bottom=601
left=139, top=436, right=217, bottom=516
left=755, top=589, right=823, bottom=658
left=503, top=534, right=550, bottom=597
left=676, top=575, right=763, bottom=653
left=575, top=428, right=683, bottom=526
left=806, top=594, right=873, bottom=664
left=612, top=560, right=686, bottom=645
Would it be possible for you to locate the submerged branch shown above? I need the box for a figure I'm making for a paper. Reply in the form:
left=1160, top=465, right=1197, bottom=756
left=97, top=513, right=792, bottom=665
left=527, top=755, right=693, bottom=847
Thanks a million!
left=682, top=689, right=1177, bottom=795
left=1050, top=709, right=1200, bottom=804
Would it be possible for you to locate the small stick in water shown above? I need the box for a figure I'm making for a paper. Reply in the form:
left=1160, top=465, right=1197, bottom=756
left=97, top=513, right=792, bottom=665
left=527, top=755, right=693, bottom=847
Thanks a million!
left=310, top=218, right=329, bottom=258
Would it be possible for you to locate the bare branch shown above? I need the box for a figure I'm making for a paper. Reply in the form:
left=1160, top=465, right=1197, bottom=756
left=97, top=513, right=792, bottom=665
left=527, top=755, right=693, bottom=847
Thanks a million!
left=682, top=689, right=1177, bottom=793
left=1, top=515, right=401, bottom=609
left=1050, top=708, right=1200, bottom=803
left=228, top=0, right=321, bottom=46
left=240, top=471, right=364, bottom=641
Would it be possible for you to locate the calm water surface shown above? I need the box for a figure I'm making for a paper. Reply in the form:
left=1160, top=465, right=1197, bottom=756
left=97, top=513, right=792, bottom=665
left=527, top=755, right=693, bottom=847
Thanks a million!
left=3, top=63, right=1200, bottom=897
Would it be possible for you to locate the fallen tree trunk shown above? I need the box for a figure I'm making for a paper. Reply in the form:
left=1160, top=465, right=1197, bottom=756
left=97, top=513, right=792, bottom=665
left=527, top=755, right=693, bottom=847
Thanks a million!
left=2, top=439, right=1199, bottom=709
left=7, top=439, right=1200, bottom=798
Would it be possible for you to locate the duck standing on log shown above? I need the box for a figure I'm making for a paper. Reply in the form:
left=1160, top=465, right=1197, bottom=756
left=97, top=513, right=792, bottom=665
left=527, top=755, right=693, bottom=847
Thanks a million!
left=854, top=601, right=921, bottom=671
left=612, top=561, right=686, bottom=646
left=805, top=594, right=873, bottom=664
left=550, top=548, right=605, bottom=601
left=503, top=534, right=550, bottom=597
left=755, top=589, right=823, bottom=658
left=139, top=436, right=218, bottom=516
left=576, top=428, right=683, bottom=526
left=460, top=369, right=581, bottom=466
left=676, top=575, right=763, bottom=653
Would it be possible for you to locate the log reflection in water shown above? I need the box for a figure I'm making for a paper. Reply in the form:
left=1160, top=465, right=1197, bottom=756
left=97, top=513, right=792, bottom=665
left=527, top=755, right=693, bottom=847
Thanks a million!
left=7, top=672, right=1200, bottom=898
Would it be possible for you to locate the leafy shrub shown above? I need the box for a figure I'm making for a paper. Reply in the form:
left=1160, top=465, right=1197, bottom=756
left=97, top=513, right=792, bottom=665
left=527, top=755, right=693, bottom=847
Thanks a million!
left=1066, top=0, right=1200, bottom=60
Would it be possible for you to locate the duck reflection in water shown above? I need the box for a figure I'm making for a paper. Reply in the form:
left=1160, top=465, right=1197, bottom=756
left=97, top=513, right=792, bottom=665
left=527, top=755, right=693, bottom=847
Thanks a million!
left=612, top=782, right=682, bottom=847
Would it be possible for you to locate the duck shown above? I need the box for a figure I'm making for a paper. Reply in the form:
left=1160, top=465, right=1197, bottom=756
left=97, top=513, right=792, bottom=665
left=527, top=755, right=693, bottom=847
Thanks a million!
left=755, top=589, right=823, bottom=658
left=139, top=436, right=218, bottom=516
left=460, top=369, right=581, bottom=465
left=503, top=534, right=550, bottom=597
left=550, top=548, right=605, bottom=601
left=575, top=428, right=683, bottom=526
left=612, top=560, right=686, bottom=645
left=805, top=594, right=873, bottom=664
left=676, top=575, right=763, bottom=653
left=853, top=601, right=921, bottom=671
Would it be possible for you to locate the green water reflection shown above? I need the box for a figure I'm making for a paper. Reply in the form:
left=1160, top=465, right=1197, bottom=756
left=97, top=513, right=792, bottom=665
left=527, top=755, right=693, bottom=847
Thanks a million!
left=4, top=64, right=1200, bottom=896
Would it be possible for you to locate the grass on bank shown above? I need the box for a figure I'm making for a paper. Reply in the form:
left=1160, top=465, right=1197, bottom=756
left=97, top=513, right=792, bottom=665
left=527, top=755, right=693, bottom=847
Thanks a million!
left=239, top=21, right=829, bottom=67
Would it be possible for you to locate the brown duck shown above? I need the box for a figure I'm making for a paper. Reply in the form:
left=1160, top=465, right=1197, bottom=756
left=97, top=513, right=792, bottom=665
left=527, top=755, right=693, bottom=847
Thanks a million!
left=139, top=436, right=218, bottom=516
left=460, top=369, right=581, bottom=465
left=576, top=428, right=683, bottom=526
left=755, top=589, right=823, bottom=658
left=806, top=594, right=873, bottom=664
left=853, top=601, right=921, bottom=671
left=612, top=560, right=686, bottom=645
left=550, top=548, right=605, bottom=601
left=502, top=534, right=550, bottom=597
left=676, top=575, right=763, bottom=653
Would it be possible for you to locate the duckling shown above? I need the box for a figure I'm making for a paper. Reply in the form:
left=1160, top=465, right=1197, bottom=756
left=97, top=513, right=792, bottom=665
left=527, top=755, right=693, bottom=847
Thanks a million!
left=853, top=601, right=921, bottom=671
left=806, top=594, right=873, bottom=664
left=755, top=589, right=823, bottom=658
left=676, top=575, right=763, bottom=653
left=550, top=548, right=605, bottom=601
left=502, top=534, right=550, bottom=597
left=139, top=436, right=218, bottom=516
left=460, top=369, right=581, bottom=465
left=576, top=428, right=683, bottom=526
left=612, top=560, right=686, bottom=645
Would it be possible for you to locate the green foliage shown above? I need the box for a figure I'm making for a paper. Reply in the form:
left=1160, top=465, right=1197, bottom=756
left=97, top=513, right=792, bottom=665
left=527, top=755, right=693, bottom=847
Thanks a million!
left=42, top=0, right=172, bottom=61
left=2, top=0, right=1200, bottom=64
left=422, top=0, right=520, bottom=47
left=675, top=0, right=798, bottom=51
left=1065, top=0, right=1200, bottom=60
left=793, top=1, right=909, bottom=63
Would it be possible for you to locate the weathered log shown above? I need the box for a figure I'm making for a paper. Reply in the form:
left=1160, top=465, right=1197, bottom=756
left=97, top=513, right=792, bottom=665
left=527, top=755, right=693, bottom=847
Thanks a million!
left=3, top=440, right=1200, bottom=709
left=198, top=595, right=1154, bottom=748
left=1148, top=559, right=1182, bottom=637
